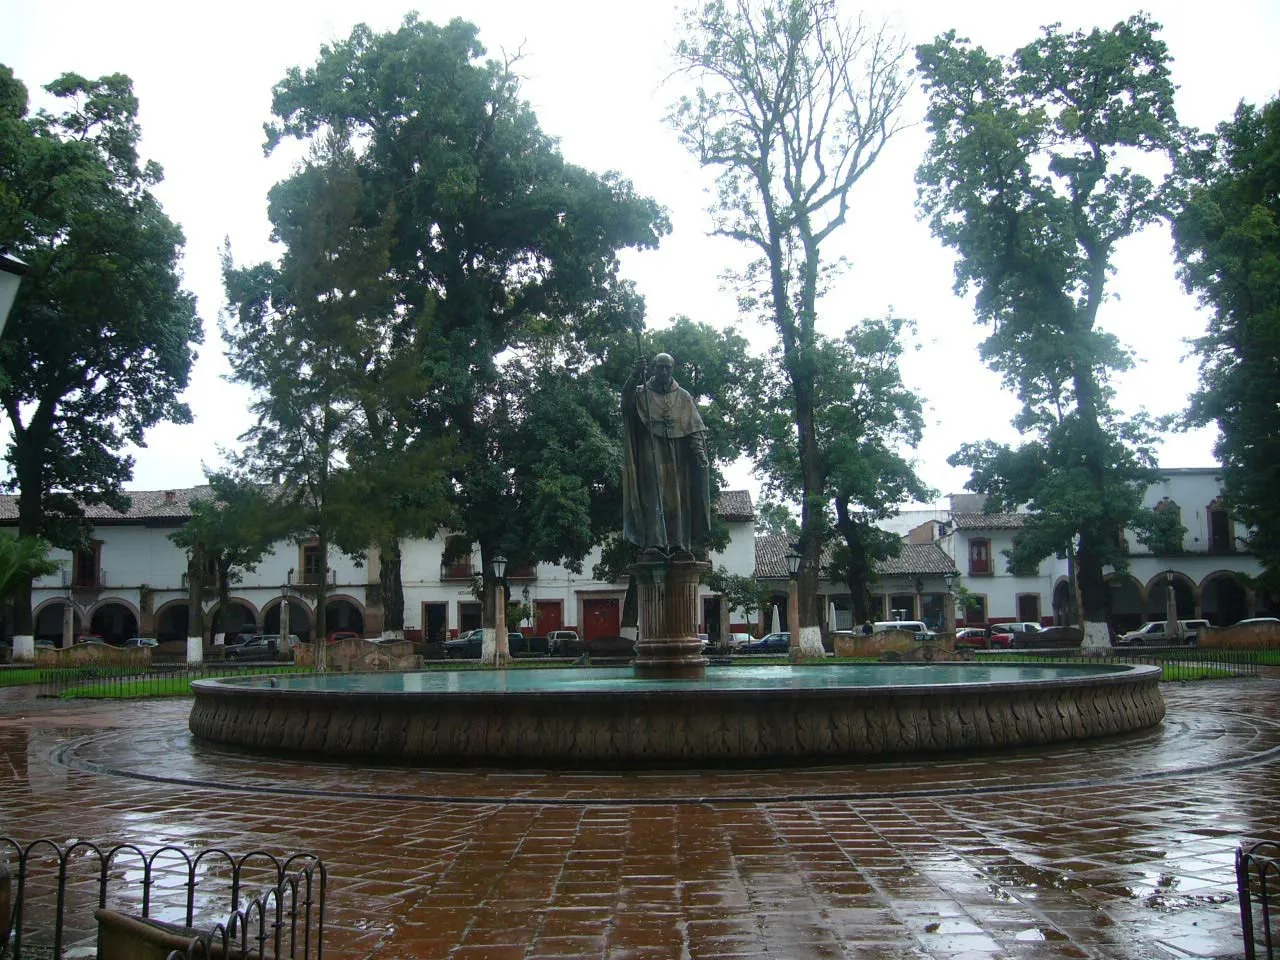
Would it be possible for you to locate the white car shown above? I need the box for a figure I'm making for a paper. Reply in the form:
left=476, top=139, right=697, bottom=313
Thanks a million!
left=728, top=632, right=752, bottom=650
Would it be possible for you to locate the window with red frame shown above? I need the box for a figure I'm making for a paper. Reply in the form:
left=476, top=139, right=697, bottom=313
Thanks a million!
left=968, top=538, right=991, bottom=575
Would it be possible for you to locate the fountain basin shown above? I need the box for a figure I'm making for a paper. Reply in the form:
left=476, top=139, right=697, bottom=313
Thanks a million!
left=189, top=663, right=1164, bottom=766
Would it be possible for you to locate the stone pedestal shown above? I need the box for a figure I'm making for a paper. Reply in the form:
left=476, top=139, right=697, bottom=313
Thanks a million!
left=631, top=557, right=708, bottom=680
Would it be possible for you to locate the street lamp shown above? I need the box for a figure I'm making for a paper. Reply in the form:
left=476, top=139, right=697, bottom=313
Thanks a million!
left=944, top=571, right=958, bottom=634
left=785, top=549, right=801, bottom=660
left=491, top=555, right=509, bottom=665
left=522, top=584, right=531, bottom=629
left=0, top=247, right=28, bottom=336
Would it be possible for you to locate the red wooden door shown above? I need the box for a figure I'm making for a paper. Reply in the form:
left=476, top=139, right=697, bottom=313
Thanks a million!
left=582, top=598, right=619, bottom=642
left=535, top=601, right=563, bottom=636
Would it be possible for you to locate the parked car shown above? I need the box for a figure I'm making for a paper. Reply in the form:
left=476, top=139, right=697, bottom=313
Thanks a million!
left=546, top=630, right=580, bottom=656
left=444, top=629, right=483, bottom=659
left=728, top=632, right=753, bottom=651
left=1116, top=620, right=1209, bottom=646
left=741, top=632, right=790, bottom=655
left=326, top=630, right=362, bottom=644
left=121, top=637, right=158, bottom=648
left=1234, top=617, right=1280, bottom=627
left=954, top=627, right=989, bottom=649
left=443, top=630, right=525, bottom=658
left=223, top=635, right=286, bottom=661
left=989, top=622, right=1045, bottom=648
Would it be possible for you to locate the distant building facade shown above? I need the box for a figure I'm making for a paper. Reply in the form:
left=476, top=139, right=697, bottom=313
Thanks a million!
left=3, top=467, right=1271, bottom=647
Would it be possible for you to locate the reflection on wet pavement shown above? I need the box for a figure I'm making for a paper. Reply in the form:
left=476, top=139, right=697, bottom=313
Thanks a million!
left=1, top=678, right=1278, bottom=958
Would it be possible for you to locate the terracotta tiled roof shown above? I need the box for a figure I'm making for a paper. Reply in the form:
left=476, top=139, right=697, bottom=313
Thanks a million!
left=951, top=512, right=1026, bottom=530
left=754, top=534, right=956, bottom=579
left=715, top=490, right=754, bottom=522
left=0, top=485, right=755, bottom=525
left=0, top=486, right=217, bottom=523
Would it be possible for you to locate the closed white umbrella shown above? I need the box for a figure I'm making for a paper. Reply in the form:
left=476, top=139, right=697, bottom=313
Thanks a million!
left=771, top=604, right=781, bottom=635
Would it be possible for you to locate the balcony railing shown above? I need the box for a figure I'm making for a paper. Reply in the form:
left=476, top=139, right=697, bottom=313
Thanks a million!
left=507, top=563, right=537, bottom=580
left=440, top=562, right=475, bottom=581
left=72, top=568, right=105, bottom=588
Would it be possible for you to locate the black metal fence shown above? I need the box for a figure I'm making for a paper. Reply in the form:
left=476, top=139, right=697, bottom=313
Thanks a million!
left=0, top=836, right=325, bottom=959
left=34, top=662, right=311, bottom=699
left=977, top=645, right=1262, bottom=677
left=1239, top=841, right=1280, bottom=960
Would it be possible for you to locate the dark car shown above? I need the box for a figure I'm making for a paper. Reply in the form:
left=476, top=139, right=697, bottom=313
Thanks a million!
left=224, top=635, right=285, bottom=662
left=444, top=629, right=483, bottom=659
left=741, top=632, right=790, bottom=655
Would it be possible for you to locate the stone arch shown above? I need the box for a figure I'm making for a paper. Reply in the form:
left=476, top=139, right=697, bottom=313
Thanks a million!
left=87, top=599, right=140, bottom=645
left=33, top=599, right=84, bottom=645
left=1104, top=573, right=1145, bottom=634
left=1143, top=571, right=1198, bottom=621
left=263, top=596, right=314, bottom=644
left=209, top=598, right=259, bottom=640
left=1199, top=570, right=1252, bottom=626
left=324, top=594, right=365, bottom=638
left=153, top=599, right=191, bottom=642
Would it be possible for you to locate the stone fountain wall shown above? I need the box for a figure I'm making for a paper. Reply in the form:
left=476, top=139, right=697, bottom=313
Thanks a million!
left=190, top=666, right=1165, bottom=766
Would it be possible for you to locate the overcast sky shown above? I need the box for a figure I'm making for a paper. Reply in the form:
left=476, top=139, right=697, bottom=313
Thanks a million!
left=4, top=1, right=1278, bottom=506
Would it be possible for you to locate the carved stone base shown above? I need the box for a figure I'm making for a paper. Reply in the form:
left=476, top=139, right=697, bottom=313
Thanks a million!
left=631, top=557, right=708, bottom=680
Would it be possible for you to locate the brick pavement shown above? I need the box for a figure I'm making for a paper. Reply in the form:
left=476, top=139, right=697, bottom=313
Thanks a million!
left=2, top=678, right=1278, bottom=958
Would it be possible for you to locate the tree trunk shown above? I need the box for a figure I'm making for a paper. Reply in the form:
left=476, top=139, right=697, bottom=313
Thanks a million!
left=314, top=529, right=329, bottom=672
left=188, top=544, right=206, bottom=641
left=379, top=538, right=404, bottom=632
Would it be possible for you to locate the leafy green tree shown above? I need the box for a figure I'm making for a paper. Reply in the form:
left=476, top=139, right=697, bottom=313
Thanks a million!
left=222, top=134, right=400, bottom=668
left=915, top=17, right=1189, bottom=643
left=0, top=536, right=58, bottom=640
left=267, top=17, right=668, bottom=663
left=670, top=0, right=910, bottom=651
left=705, top=566, right=770, bottom=639
left=168, top=475, right=292, bottom=642
left=756, top=317, right=933, bottom=623
left=0, top=66, right=200, bottom=634
left=1174, top=96, right=1280, bottom=585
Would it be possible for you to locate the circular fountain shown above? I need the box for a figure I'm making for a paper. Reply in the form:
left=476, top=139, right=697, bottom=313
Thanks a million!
left=189, top=661, right=1164, bottom=765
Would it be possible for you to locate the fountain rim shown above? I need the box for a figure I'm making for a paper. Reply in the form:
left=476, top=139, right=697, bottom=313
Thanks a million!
left=191, top=661, right=1162, bottom=703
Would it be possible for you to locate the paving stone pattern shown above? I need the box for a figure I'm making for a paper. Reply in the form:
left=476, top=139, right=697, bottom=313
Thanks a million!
left=2, top=679, right=1279, bottom=959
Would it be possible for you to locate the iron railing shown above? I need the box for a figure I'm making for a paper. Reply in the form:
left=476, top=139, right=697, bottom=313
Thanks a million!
left=0, top=836, right=325, bottom=959
left=1238, top=841, right=1280, bottom=959
left=973, top=645, right=1262, bottom=677
left=33, top=662, right=311, bottom=698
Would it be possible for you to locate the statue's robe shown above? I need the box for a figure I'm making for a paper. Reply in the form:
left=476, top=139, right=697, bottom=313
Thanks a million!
left=621, top=376, right=711, bottom=553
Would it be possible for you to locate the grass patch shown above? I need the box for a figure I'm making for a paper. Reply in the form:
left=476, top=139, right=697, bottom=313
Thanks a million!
left=0, top=669, right=40, bottom=687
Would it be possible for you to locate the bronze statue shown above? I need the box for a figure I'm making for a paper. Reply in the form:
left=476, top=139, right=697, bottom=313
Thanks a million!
left=621, top=352, right=711, bottom=556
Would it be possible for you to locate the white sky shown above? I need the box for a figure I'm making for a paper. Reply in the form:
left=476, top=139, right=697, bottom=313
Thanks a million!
left=4, top=1, right=1278, bottom=506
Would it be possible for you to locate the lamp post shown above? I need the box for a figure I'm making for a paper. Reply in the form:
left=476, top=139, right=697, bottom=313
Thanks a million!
left=491, top=554, right=509, bottom=665
left=944, top=571, right=958, bottom=635
left=785, top=549, right=801, bottom=661
left=1164, top=570, right=1180, bottom=642
left=522, top=584, right=531, bottom=631
left=0, top=247, right=28, bottom=336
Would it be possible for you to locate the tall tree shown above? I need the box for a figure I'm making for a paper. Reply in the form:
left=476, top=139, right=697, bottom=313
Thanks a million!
left=267, top=17, right=668, bottom=664
left=222, top=134, right=404, bottom=668
left=670, top=0, right=910, bottom=655
left=916, top=17, right=1189, bottom=645
left=1174, top=97, right=1280, bottom=586
left=753, top=317, right=932, bottom=623
left=0, top=66, right=200, bottom=634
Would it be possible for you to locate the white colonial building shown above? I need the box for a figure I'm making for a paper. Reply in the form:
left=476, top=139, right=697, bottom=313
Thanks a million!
left=3, top=488, right=759, bottom=648
left=3, top=467, right=1271, bottom=649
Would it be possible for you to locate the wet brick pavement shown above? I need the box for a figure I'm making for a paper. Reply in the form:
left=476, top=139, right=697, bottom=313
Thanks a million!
left=2, top=677, right=1278, bottom=958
